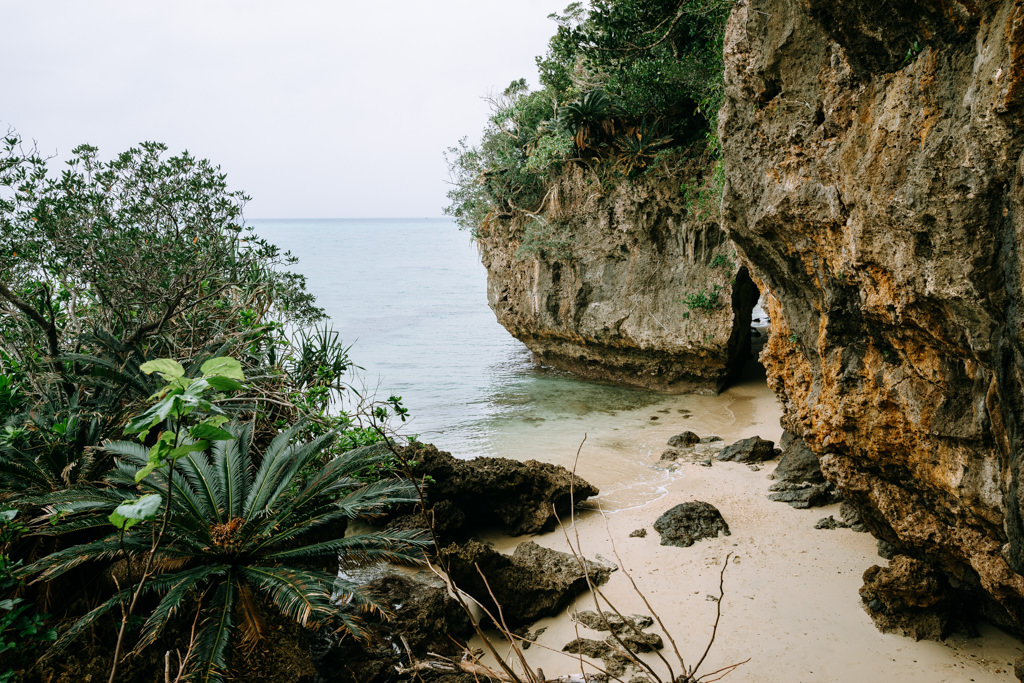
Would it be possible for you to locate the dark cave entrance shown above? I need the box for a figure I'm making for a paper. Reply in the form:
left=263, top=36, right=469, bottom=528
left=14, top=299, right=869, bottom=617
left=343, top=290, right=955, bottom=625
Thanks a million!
left=723, top=266, right=766, bottom=388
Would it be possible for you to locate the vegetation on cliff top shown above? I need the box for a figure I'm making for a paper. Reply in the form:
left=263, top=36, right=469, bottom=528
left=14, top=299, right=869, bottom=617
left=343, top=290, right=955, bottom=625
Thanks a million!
left=444, top=0, right=732, bottom=235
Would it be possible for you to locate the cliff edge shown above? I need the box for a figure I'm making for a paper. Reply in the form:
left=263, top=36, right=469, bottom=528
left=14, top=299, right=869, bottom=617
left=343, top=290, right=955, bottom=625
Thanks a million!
left=478, top=162, right=758, bottom=393
left=721, top=0, right=1024, bottom=631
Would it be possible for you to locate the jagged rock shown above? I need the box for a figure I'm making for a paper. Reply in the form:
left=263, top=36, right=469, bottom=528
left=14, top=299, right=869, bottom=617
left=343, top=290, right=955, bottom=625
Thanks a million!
left=629, top=528, right=647, bottom=538
left=653, top=501, right=731, bottom=547
left=441, top=540, right=615, bottom=627
left=700, top=435, right=723, bottom=443
left=667, top=431, right=701, bottom=448
left=613, top=631, right=663, bottom=653
left=562, top=638, right=611, bottom=659
left=573, top=611, right=654, bottom=633
left=721, top=0, right=1024, bottom=632
left=767, top=432, right=839, bottom=509
left=476, top=162, right=758, bottom=394
left=859, top=555, right=958, bottom=641
left=715, top=436, right=778, bottom=463
left=1015, top=656, right=1024, bottom=682
left=814, top=516, right=848, bottom=530
left=384, top=443, right=598, bottom=540
left=660, top=448, right=681, bottom=461
left=313, top=569, right=473, bottom=683
left=840, top=502, right=867, bottom=533
left=564, top=613, right=662, bottom=677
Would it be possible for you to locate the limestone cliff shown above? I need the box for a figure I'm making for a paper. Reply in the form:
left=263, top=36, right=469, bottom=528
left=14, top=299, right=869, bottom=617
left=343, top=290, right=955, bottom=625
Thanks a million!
left=477, top=162, right=757, bottom=393
left=721, top=0, right=1024, bottom=631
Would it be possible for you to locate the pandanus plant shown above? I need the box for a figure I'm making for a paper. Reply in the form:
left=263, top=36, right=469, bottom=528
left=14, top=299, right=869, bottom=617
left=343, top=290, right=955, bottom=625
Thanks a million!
left=23, top=358, right=428, bottom=682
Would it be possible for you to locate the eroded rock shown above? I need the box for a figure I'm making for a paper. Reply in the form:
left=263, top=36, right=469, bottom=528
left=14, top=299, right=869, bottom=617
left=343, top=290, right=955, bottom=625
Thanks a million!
left=768, top=432, right=838, bottom=509
left=440, top=540, right=614, bottom=627
left=859, top=555, right=959, bottom=641
left=385, top=443, right=598, bottom=540
left=653, top=501, right=731, bottom=547
left=720, top=0, right=1024, bottom=632
left=314, top=569, right=474, bottom=683
left=477, top=162, right=758, bottom=393
left=715, top=436, right=777, bottom=463
left=668, top=431, right=701, bottom=448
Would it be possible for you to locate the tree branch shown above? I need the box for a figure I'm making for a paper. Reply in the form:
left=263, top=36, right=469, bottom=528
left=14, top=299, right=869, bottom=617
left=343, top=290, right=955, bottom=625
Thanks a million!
left=0, top=281, right=60, bottom=358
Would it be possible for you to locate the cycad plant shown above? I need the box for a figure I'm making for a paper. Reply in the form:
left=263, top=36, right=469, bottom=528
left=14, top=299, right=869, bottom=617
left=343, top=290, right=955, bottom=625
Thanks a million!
left=23, top=363, right=428, bottom=682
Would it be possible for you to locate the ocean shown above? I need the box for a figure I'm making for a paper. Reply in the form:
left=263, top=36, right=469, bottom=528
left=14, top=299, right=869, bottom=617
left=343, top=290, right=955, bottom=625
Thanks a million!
left=249, top=217, right=779, bottom=507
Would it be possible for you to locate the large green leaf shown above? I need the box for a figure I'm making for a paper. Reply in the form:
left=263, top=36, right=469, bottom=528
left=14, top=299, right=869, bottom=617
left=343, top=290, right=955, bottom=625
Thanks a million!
left=139, top=359, right=185, bottom=382
left=200, top=357, right=245, bottom=381
left=109, top=493, right=162, bottom=530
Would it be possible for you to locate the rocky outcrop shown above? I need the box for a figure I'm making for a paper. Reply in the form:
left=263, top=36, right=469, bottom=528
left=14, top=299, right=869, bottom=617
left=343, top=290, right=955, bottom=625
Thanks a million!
left=385, top=443, right=598, bottom=540
left=440, top=540, right=615, bottom=627
left=314, top=569, right=474, bottom=683
left=720, top=0, right=1024, bottom=632
left=477, top=162, right=758, bottom=393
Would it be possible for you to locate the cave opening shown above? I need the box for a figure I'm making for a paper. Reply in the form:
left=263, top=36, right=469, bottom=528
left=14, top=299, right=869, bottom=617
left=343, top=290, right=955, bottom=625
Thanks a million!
left=723, top=266, right=766, bottom=389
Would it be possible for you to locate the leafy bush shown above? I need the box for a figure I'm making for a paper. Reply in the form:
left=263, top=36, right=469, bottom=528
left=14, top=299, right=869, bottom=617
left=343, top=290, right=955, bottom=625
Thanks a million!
left=445, top=0, right=732, bottom=234
left=684, top=285, right=723, bottom=311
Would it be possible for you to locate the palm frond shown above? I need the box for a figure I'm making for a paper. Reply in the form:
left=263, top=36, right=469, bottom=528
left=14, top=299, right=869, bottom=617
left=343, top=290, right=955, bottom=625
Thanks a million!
left=44, top=585, right=134, bottom=658
left=265, top=528, right=430, bottom=565
left=176, top=450, right=224, bottom=524
left=191, top=576, right=236, bottom=683
left=134, top=565, right=226, bottom=651
left=212, top=424, right=251, bottom=519
left=21, top=536, right=128, bottom=582
left=249, top=430, right=337, bottom=515
left=239, top=565, right=334, bottom=628
left=242, top=424, right=303, bottom=517
left=331, top=477, right=420, bottom=518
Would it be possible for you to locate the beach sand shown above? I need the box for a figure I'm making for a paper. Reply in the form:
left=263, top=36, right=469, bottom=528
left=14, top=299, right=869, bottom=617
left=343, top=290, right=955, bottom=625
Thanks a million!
left=465, top=365, right=1024, bottom=683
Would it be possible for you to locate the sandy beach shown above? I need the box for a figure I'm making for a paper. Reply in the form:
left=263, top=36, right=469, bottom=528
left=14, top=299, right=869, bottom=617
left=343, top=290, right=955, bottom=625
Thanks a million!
left=465, top=367, right=1024, bottom=683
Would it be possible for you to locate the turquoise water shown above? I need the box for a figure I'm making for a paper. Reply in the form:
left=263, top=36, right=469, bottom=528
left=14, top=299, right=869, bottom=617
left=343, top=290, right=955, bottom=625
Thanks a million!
left=250, top=218, right=780, bottom=505
left=250, top=218, right=665, bottom=458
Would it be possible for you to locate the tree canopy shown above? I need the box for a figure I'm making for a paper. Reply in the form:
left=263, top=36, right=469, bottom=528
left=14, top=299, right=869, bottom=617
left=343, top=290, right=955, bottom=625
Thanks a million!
left=445, top=0, right=733, bottom=233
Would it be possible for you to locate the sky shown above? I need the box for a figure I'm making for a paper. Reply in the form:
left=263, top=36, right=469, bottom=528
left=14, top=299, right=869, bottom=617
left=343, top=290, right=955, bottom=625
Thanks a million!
left=3, top=1, right=570, bottom=218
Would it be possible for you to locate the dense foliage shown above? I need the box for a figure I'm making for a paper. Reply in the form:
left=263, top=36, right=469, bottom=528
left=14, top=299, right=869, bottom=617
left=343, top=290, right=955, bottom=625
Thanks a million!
left=445, top=0, right=733, bottom=234
left=0, top=135, right=423, bottom=681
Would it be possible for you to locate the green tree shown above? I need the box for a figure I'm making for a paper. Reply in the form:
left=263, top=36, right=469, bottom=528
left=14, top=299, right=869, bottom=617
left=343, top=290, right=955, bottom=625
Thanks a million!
left=0, top=133, right=321, bottom=404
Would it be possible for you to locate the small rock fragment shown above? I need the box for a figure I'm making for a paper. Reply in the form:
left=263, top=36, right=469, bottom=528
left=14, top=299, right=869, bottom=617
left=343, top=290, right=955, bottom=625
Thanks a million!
left=629, top=528, right=647, bottom=538
left=667, top=431, right=700, bottom=448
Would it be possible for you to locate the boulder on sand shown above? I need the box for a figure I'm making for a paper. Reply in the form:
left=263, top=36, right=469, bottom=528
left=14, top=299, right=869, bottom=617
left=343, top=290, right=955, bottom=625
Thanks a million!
left=653, top=501, right=731, bottom=547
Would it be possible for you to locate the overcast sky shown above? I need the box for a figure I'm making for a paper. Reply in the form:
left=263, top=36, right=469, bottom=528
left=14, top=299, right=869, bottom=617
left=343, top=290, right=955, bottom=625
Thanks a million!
left=3, top=1, right=569, bottom=218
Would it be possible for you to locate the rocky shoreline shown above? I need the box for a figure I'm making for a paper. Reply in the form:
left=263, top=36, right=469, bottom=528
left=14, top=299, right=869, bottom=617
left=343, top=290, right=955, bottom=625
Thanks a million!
left=315, top=420, right=1023, bottom=683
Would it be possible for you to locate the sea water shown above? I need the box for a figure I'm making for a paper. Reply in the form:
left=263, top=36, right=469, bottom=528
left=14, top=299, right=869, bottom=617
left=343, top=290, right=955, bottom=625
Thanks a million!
left=250, top=218, right=779, bottom=506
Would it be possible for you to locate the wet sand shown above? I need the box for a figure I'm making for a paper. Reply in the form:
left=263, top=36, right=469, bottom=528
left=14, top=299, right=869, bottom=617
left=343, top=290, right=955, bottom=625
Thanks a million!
left=467, top=369, right=1024, bottom=683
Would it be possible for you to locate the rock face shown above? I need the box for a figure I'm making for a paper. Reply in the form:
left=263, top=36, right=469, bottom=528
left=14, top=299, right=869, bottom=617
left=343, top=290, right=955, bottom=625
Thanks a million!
left=720, top=0, right=1024, bottom=631
left=313, top=569, right=474, bottom=683
left=477, top=162, right=758, bottom=393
